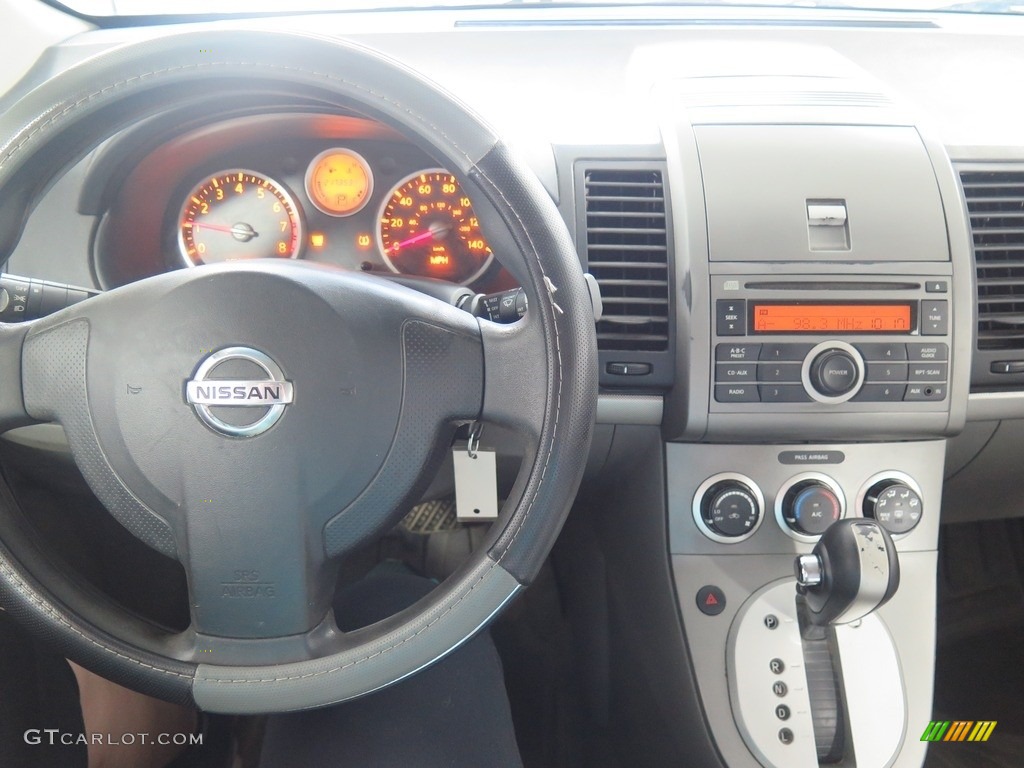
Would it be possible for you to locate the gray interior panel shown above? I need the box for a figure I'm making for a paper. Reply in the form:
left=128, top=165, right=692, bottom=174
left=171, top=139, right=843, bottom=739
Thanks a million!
left=695, top=125, right=948, bottom=264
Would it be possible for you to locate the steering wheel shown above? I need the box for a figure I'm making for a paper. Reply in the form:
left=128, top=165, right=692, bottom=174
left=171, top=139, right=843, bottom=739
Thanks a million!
left=0, top=30, right=596, bottom=713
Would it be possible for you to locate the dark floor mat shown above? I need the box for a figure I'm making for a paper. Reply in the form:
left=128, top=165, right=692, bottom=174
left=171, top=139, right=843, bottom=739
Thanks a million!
left=926, top=520, right=1024, bottom=767
left=925, top=628, right=1024, bottom=767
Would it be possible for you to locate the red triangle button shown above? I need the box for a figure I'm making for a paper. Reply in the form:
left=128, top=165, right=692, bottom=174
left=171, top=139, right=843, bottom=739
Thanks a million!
left=697, top=585, right=726, bottom=615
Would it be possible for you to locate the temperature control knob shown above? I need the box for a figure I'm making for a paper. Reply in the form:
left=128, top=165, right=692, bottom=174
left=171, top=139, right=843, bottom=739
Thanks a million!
left=864, top=479, right=923, bottom=535
left=700, top=480, right=762, bottom=539
left=782, top=480, right=843, bottom=536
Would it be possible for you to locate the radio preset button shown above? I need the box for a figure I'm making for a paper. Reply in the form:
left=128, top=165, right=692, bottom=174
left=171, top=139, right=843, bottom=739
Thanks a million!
left=855, top=343, right=907, bottom=361
left=716, top=344, right=761, bottom=362
left=716, top=299, right=747, bottom=336
left=907, top=343, right=948, bottom=362
left=853, top=384, right=906, bottom=402
left=865, top=363, right=908, bottom=382
left=758, top=363, right=803, bottom=383
left=760, top=343, right=813, bottom=361
left=760, top=385, right=812, bottom=403
left=715, top=384, right=760, bottom=403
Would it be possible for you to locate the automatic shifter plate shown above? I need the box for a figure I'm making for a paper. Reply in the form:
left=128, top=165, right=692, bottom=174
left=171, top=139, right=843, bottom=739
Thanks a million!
left=727, top=580, right=906, bottom=767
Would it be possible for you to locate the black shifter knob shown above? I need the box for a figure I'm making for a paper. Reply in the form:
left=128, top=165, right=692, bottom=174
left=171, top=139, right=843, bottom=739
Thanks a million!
left=795, top=518, right=900, bottom=625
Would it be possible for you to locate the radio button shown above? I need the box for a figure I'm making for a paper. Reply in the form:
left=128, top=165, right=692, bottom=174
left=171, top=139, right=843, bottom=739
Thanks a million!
left=715, top=384, right=760, bottom=403
left=905, top=384, right=947, bottom=401
left=908, top=363, right=947, bottom=382
left=760, top=385, right=811, bottom=403
left=853, top=384, right=906, bottom=402
left=760, top=343, right=813, bottom=362
left=758, top=363, right=803, bottom=383
left=716, top=299, right=747, bottom=336
left=855, top=343, right=907, bottom=361
left=716, top=344, right=761, bottom=362
left=907, top=343, right=948, bottom=362
left=716, top=363, right=756, bottom=382
left=865, top=363, right=908, bottom=382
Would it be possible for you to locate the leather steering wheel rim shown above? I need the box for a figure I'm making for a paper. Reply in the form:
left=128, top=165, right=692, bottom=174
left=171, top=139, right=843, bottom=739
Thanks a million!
left=0, top=30, right=597, bottom=713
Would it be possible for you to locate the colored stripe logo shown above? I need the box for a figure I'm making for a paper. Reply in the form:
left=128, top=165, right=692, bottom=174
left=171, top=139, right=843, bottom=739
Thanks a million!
left=921, top=721, right=997, bottom=742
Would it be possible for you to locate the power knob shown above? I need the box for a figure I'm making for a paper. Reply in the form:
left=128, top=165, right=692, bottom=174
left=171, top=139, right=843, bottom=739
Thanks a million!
left=864, top=477, right=923, bottom=535
left=802, top=341, right=864, bottom=404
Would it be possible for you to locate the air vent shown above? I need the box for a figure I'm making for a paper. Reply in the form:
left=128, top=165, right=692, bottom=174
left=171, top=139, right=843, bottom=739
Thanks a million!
left=583, top=168, right=670, bottom=352
left=962, top=170, right=1024, bottom=350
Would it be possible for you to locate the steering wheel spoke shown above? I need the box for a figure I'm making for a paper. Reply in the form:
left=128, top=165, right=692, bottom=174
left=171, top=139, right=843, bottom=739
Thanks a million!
left=181, top=492, right=337, bottom=641
left=478, top=314, right=550, bottom=445
left=0, top=322, right=33, bottom=432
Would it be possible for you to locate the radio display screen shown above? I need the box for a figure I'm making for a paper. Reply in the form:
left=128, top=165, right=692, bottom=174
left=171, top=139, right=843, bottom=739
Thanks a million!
left=751, top=303, right=914, bottom=334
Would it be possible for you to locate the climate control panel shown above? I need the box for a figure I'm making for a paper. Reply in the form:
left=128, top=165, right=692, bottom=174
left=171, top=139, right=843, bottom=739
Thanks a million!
left=688, top=464, right=925, bottom=547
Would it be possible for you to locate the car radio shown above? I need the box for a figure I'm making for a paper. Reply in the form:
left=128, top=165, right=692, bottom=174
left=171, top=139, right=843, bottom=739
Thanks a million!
left=710, top=275, right=951, bottom=411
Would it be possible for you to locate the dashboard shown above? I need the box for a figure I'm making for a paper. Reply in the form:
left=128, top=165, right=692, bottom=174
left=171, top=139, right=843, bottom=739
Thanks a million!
left=4, top=2, right=1024, bottom=767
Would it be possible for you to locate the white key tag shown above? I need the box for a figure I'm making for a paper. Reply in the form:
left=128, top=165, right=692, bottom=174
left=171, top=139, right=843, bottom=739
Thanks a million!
left=453, top=433, right=498, bottom=522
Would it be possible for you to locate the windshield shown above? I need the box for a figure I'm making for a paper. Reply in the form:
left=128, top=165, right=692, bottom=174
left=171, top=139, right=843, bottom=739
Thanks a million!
left=46, top=0, right=1024, bottom=18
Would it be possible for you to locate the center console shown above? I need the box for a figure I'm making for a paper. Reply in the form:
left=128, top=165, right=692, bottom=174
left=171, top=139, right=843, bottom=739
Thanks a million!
left=654, top=49, right=975, bottom=768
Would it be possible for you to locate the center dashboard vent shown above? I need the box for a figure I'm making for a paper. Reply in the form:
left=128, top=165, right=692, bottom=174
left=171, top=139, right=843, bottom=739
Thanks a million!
left=962, top=169, right=1024, bottom=351
left=581, top=166, right=671, bottom=353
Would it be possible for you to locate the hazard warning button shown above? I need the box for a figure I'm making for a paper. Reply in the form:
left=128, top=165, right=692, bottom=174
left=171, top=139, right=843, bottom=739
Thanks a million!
left=696, top=585, right=727, bottom=616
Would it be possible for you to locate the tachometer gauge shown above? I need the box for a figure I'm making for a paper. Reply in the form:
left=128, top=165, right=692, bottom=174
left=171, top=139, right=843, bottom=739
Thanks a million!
left=305, top=148, right=373, bottom=216
left=178, top=170, right=302, bottom=266
left=377, top=169, right=493, bottom=284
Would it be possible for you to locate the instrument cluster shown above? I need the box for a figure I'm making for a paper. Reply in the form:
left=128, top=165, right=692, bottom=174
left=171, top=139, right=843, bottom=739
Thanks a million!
left=92, top=115, right=510, bottom=291
left=174, top=147, right=494, bottom=283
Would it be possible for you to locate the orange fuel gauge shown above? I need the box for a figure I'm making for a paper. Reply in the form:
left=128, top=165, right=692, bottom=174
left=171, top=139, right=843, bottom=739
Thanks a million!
left=304, top=148, right=373, bottom=216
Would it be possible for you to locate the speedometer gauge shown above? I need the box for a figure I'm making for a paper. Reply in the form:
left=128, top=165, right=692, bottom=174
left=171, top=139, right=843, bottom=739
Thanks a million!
left=377, top=169, right=493, bottom=284
left=178, top=170, right=302, bottom=266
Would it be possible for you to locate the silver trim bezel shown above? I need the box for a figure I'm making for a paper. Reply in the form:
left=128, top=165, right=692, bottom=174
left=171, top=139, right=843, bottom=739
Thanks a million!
left=774, top=471, right=846, bottom=543
left=692, top=472, right=766, bottom=544
left=177, top=169, right=303, bottom=267
left=800, top=340, right=866, bottom=404
left=854, top=470, right=925, bottom=539
left=376, top=168, right=495, bottom=286
left=304, top=148, right=374, bottom=217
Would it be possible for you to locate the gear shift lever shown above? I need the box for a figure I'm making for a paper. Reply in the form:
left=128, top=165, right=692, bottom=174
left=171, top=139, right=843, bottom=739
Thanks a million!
left=795, top=518, right=900, bottom=625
